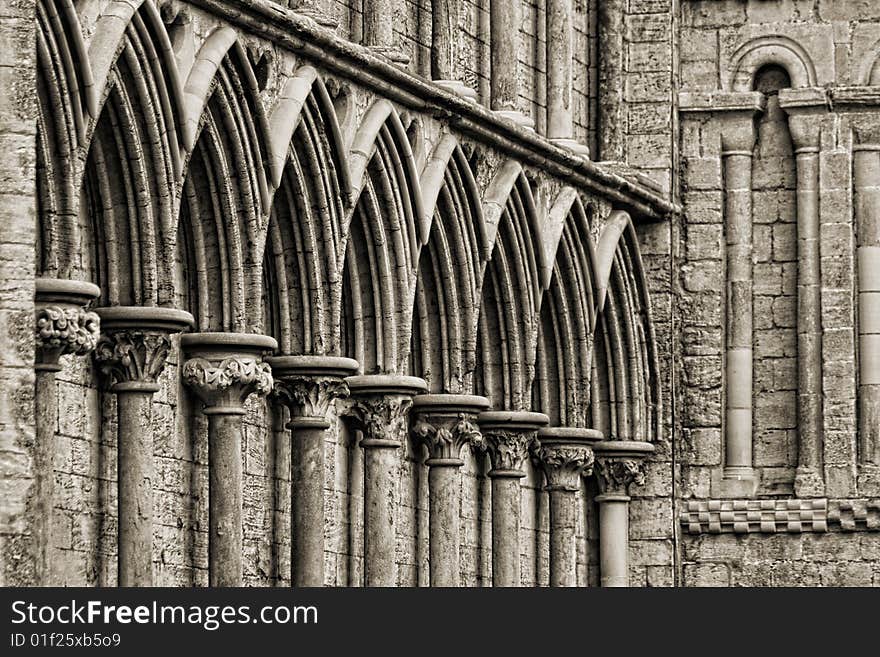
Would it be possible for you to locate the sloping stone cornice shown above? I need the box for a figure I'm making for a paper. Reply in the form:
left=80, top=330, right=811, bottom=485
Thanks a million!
left=184, top=0, right=678, bottom=221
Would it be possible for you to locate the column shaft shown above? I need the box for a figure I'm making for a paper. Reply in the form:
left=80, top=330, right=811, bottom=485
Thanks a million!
left=490, top=475, right=522, bottom=587
left=363, top=445, right=399, bottom=586
left=546, top=0, right=573, bottom=140
left=117, top=389, right=156, bottom=586
left=290, top=422, right=326, bottom=587
left=549, top=488, right=577, bottom=587
left=597, top=0, right=624, bottom=160
left=208, top=412, right=244, bottom=587
left=33, top=368, right=58, bottom=583
left=431, top=0, right=453, bottom=80
left=795, top=147, right=824, bottom=490
left=855, top=148, right=880, bottom=466
left=723, top=149, right=755, bottom=480
left=428, top=464, right=460, bottom=586
left=364, top=0, right=394, bottom=49
left=597, top=495, right=629, bottom=587
left=490, top=0, right=521, bottom=111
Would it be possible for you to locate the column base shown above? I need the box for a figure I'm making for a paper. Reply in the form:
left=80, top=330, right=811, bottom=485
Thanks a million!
left=549, top=138, right=591, bottom=159
left=493, top=110, right=536, bottom=132
left=433, top=80, right=479, bottom=103
left=367, top=46, right=410, bottom=65
left=794, top=467, right=825, bottom=498
left=714, top=467, right=759, bottom=498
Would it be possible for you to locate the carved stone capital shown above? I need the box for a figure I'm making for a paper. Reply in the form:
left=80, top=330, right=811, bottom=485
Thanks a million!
left=413, top=414, right=482, bottom=462
left=595, top=458, right=645, bottom=496
left=180, top=332, right=277, bottom=412
left=275, top=376, right=349, bottom=421
left=267, top=355, right=358, bottom=424
left=94, top=307, right=194, bottom=391
left=785, top=113, right=822, bottom=152
left=346, top=395, right=414, bottom=446
left=344, top=375, right=427, bottom=447
left=719, top=111, right=759, bottom=154
left=534, top=427, right=603, bottom=490
left=182, top=357, right=274, bottom=407
left=411, top=394, right=489, bottom=463
left=483, top=429, right=537, bottom=474
left=477, top=411, right=549, bottom=476
left=95, top=331, right=174, bottom=390
left=36, top=306, right=100, bottom=366
left=34, top=278, right=102, bottom=370
left=594, top=440, right=654, bottom=497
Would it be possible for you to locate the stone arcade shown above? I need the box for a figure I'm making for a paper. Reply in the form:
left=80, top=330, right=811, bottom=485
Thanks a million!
left=1, top=0, right=880, bottom=587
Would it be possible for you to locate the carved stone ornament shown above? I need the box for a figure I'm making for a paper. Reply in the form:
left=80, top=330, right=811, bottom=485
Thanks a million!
left=595, top=457, right=646, bottom=496
left=412, top=413, right=482, bottom=461
left=533, top=443, right=595, bottom=491
left=94, top=331, right=173, bottom=385
left=345, top=396, right=413, bottom=445
left=483, top=429, right=537, bottom=472
left=274, top=375, right=350, bottom=420
left=35, top=306, right=101, bottom=363
left=182, top=357, right=274, bottom=406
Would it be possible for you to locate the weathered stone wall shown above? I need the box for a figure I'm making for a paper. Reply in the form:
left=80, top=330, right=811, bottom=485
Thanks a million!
left=0, top=0, right=37, bottom=587
left=677, top=0, right=880, bottom=586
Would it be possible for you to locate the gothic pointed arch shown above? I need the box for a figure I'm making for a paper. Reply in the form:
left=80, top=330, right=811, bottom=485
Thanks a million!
left=534, top=191, right=599, bottom=428
left=262, top=66, right=350, bottom=356
left=340, top=100, right=424, bottom=374
left=410, top=133, right=488, bottom=393
left=35, top=0, right=94, bottom=276
left=474, top=163, right=546, bottom=411
left=177, top=28, right=273, bottom=332
left=78, top=0, right=187, bottom=307
left=590, top=211, right=661, bottom=442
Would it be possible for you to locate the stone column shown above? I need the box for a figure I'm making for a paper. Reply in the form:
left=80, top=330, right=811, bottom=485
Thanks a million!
left=533, top=427, right=600, bottom=587
left=33, top=278, right=100, bottom=583
left=94, top=306, right=194, bottom=586
left=181, top=333, right=276, bottom=587
left=289, top=1, right=338, bottom=27
left=719, top=109, right=760, bottom=497
left=489, top=0, right=533, bottom=130
left=478, top=410, right=549, bottom=587
left=266, top=355, right=358, bottom=587
left=430, top=1, right=477, bottom=101
left=363, top=0, right=407, bottom=63
left=593, top=440, right=653, bottom=587
left=854, top=127, right=880, bottom=469
left=781, top=98, right=825, bottom=497
left=344, top=375, right=427, bottom=587
left=597, top=0, right=624, bottom=161
left=410, top=394, right=489, bottom=586
left=546, top=0, right=589, bottom=157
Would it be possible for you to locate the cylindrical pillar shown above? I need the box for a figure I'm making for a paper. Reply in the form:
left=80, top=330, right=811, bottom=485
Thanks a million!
left=593, top=440, right=653, bottom=588
left=545, top=0, right=588, bottom=156
left=363, top=0, right=407, bottom=63
left=95, top=306, right=194, bottom=587
left=855, top=143, right=880, bottom=467
left=478, top=410, right=549, bottom=587
left=784, top=109, right=825, bottom=496
left=344, top=375, right=428, bottom=587
left=267, top=355, right=359, bottom=587
left=33, top=278, right=101, bottom=584
left=181, top=332, right=277, bottom=587
left=430, top=0, right=478, bottom=101
left=533, top=427, right=601, bottom=587
left=489, top=0, right=533, bottom=130
left=597, top=0, right=625, bottom=161
left=411, top=394, right=489, bottom=586
left=719, top=112, right=760, bottom=496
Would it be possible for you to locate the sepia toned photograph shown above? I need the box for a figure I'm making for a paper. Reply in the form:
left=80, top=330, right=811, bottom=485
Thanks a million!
left=1, top=0, right=879, bottom=627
